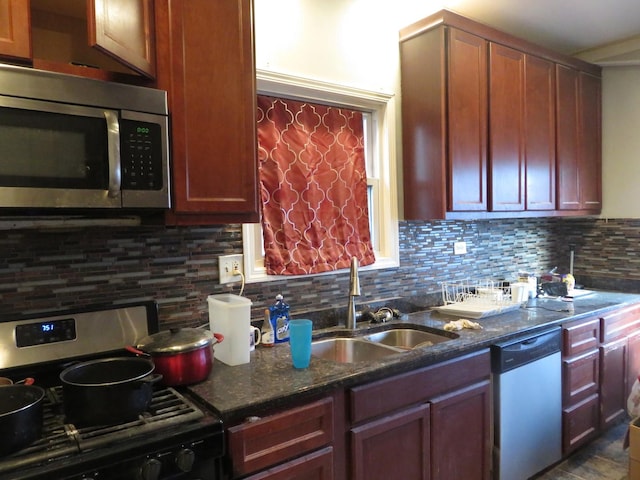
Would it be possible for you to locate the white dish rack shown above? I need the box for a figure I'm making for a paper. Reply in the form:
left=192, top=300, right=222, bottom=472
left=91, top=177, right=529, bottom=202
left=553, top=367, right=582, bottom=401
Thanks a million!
left=433, top=279, right=523, bottom=318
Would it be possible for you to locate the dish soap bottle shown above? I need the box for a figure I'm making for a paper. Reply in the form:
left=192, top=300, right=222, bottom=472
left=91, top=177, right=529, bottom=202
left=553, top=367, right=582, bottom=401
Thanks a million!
left=269, top=294, right=290, bottom=344
left=261, top=308, right=275, bottom=347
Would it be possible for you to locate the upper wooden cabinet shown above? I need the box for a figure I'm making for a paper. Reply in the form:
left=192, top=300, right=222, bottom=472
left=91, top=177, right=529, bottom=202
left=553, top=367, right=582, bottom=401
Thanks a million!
left=400, top=10, right=601, bottom=220
left=448, top=29, right=488, bottom=214
left=400, top=25, right=487, bottom=219
left=0, top=0, right=31, bottom=61
left=0, top=0, right=156, bottom=80
left=489, top=44, right=557, bottom=212
left=88, top=0, right=156, bottom=78
left=155, top=0, right=259, bottom=225
left=556, top=66, right=602, bottom=211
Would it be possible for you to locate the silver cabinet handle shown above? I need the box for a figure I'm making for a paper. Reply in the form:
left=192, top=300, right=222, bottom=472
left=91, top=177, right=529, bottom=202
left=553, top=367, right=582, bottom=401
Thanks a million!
left=104, top=110, right=121, bottom=198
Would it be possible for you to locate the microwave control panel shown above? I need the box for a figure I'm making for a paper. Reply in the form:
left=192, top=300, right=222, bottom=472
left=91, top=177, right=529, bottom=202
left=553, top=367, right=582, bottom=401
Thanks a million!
left=120, top=120, right=163, bottom=191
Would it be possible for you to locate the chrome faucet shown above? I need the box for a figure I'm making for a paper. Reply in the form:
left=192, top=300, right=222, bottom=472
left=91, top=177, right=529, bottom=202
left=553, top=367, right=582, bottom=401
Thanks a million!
left=346, top=257, right=361, bottom=330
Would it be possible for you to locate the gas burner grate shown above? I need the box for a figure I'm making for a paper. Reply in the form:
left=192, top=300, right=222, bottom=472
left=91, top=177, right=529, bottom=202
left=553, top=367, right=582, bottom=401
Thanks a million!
left=0, top=385, right=205, bottom=474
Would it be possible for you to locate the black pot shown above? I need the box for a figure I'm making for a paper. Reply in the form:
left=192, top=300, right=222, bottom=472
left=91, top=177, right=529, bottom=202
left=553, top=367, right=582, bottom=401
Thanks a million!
left=0, top=385, right=45, bottom=455
left=59, top=357, right=161, bottom=427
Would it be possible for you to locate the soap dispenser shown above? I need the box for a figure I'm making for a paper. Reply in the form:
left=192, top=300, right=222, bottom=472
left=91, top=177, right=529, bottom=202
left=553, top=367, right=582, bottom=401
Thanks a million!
left=268, top=294, right=290, bottom=344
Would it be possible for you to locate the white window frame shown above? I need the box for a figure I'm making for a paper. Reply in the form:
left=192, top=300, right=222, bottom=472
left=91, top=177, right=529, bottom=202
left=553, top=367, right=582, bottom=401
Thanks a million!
left=242, top=69, right=399, bottom=283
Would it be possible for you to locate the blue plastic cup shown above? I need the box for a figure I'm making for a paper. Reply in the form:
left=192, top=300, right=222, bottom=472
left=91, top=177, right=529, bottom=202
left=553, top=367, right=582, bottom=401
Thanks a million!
left=289, top=319, right=313, bottom=369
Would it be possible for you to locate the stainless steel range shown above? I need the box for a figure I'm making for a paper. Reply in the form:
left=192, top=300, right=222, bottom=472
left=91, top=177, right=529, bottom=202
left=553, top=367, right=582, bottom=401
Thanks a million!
left=0, top=302, right=224, bottom=480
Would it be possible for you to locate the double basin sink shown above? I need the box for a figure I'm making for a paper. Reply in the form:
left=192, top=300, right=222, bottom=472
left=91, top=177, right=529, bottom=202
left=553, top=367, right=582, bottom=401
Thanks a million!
left=311, top=323, right=459, bottom=363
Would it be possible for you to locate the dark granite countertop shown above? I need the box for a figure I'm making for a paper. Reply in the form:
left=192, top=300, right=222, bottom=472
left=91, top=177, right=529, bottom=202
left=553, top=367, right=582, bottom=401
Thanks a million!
left=187, top=290, right=640, bottom=424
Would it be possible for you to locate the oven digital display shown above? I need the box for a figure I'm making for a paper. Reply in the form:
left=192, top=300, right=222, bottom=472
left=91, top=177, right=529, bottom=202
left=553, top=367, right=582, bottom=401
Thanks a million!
left=16, top=318, right=77, bottom=347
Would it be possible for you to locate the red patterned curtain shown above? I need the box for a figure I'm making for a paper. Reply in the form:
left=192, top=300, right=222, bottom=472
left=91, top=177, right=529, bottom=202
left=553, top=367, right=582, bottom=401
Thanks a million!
left=257, top=94, right=375, bottom=275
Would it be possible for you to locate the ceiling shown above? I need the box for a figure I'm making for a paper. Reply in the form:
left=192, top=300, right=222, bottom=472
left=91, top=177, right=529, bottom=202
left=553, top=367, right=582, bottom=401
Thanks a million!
left=431, top=0, right=640, bottom=66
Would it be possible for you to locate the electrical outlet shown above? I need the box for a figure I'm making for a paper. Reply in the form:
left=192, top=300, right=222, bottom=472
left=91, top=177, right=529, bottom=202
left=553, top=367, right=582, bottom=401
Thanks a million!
left=454, top=241, right=467, bottom=255
left=219, top=254, right=244, bottom=284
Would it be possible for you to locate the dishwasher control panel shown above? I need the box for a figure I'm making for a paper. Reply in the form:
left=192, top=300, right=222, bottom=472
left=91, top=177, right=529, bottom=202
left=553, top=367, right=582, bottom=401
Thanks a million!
left=491, top=327, right=562, bottom=373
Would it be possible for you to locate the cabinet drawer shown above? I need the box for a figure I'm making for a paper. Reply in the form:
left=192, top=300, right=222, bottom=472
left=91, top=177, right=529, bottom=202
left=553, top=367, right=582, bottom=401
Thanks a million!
left=562, top=393, right=599, bottom=454
left=563, top=317, right=599, bottom=357
left=244, top=447, right=334, bottom=480
left=562, top=349, right=600, bottom=405
left=228, top=397, right=334, bottom=477
left=601, top=304, right=640, bottom=343
left=349, top=349, right=490, bottom=424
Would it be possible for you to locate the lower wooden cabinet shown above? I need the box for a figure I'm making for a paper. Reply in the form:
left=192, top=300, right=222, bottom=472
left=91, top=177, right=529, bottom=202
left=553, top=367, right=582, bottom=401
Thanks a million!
left=351, top=404, right=430, bottom=480
left=224, top=350, right=491, bottom=480
left=600, top=337, right=628, bottom=430
left=562, top=303, right=640, bottom=455
left=349, top=349, right=491, bottom=480
left=628, top=332, right=640, bottom=400
left=244, top=447, right=334, bottom=480
left=562, top=349, right=600, bottom=406
left=227, top=396, right=335, bottom=478
left=431, top=380, right=491, bottom=480
left=563, top=393, right=600, bottom=453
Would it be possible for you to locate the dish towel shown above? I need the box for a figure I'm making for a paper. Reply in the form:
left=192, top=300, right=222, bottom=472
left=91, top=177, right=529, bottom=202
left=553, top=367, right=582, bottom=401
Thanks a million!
left=443, top=319, right=483, bottom=331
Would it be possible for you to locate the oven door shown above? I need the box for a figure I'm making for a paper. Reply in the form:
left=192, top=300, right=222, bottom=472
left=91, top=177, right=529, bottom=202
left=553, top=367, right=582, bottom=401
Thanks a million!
left=0, top=96, right=122, bottom=209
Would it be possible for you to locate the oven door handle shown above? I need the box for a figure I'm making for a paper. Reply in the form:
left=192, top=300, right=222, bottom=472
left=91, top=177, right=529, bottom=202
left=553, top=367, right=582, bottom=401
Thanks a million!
left=104, top=110, right=122, bottom=199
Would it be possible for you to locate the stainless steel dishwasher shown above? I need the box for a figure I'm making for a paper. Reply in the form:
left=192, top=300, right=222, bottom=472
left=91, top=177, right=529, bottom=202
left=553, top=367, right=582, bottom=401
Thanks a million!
left=491, top=327, right=562, bottom=480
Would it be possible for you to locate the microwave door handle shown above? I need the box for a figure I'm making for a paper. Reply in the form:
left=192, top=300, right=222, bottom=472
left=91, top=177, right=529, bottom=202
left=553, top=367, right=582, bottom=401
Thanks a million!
left=104, top=110, right=121, bottom=198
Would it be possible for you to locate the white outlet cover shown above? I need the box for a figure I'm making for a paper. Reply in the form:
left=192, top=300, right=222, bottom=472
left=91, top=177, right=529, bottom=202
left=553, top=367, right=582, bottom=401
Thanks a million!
left=454, top=242, right=467, bottom=255
left=219, top=254, right=244, bottom=284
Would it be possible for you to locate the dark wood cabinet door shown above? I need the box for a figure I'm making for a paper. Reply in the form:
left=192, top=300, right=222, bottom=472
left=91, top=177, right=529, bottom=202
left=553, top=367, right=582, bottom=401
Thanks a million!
left=578, top=71, right=602, bottom=211
left=563, top=393, right=599, bottom=454
left=562, top=349, right=600, bottom=405
left=556, top=65, right=602, bottom=211
left=351, top=404, right=430, bottom=480
left=489, top=45, right=556, bottom=212
left=628, top=332, right=640, bottom=401
left=431, top=380, right=491, bottom=480
left=489, top=43, right=525, bottom=212
left=600, top=338, right=628, bottom=430
left=447, top=27, right=488, bottom=212
left=0, top=0, right=31, bottom=60
left=155, top=0, right=259, bottom=224
left=556, top=65, right=581, bottom=210
left=88, top=0, right=156, bottom=78
left=524, top=54, right=556, bottom=210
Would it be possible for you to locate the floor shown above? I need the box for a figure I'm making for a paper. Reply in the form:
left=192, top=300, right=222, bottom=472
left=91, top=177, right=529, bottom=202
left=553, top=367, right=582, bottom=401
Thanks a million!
left=532, top=420, right=630, bottom=480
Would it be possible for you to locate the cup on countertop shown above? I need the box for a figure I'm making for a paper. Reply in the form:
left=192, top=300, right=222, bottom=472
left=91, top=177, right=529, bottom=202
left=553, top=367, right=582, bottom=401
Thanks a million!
left=510, top=282, right=530, bottom=303
left=288, top=319, right=313, bottom=369
left=249, top=325, right=262, bottom=352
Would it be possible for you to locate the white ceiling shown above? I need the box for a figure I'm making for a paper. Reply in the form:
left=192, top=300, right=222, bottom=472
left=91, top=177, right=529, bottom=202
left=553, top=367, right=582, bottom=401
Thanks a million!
left=429, top=0, right=640, bottom=65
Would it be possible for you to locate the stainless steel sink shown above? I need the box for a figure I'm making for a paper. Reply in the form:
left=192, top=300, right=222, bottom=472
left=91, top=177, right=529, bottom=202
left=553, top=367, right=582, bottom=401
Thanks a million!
left=364, top=327, right=456, bottom=349
left=311, top=324, right=458, bottom=363
left=311, top=338, right=403, bottom=363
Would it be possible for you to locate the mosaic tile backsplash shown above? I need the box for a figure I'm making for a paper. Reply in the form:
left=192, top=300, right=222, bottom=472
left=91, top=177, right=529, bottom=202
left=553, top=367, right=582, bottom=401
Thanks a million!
left=0, top=217, right=634, bottom=329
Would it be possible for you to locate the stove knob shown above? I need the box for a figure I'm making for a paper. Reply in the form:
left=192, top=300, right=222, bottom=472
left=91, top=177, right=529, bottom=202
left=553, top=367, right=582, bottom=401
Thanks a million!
left=138, top=457, right=162, bottom=480
left=175, top=447, right=196, bottom=472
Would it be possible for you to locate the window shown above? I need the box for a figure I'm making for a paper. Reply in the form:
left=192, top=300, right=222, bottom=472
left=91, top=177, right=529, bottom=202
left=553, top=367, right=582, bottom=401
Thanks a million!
left=242, top=69, right=399, bottom=282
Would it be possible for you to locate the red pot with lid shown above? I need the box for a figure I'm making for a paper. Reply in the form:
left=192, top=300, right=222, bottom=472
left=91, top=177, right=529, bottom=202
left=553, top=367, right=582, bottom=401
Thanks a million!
left=127, top=328, right=223, bottom=386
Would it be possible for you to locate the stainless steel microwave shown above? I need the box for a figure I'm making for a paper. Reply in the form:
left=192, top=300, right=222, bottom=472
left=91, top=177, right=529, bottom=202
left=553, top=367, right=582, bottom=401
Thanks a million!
left=0, top=64, right=170, bottom=210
